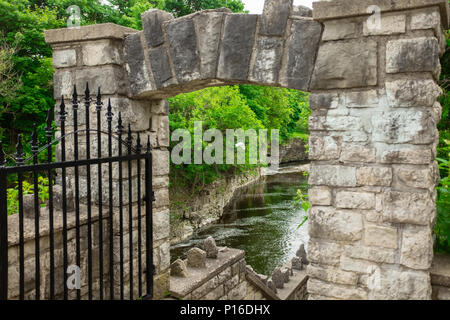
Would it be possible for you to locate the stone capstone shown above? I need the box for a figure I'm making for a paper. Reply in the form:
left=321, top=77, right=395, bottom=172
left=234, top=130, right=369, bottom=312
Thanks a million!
left=296, top=244, right=309, bottom=265
left=187, top=247, right=207, bottom=268
left=271, top=267, right=285, bottom=289
left=204, top=236, right=218, bottom=259
left=171, top=259, right=189, bottom=278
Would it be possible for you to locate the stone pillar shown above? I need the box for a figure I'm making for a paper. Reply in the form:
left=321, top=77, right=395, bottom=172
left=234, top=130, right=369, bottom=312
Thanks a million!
left=306, top=0, right=448, bottom=300
left=45, top=23, right=171, bottom=299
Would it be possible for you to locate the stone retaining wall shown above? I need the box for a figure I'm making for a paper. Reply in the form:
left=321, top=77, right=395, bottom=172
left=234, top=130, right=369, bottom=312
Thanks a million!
left=170, top=169, right=262, bottom=244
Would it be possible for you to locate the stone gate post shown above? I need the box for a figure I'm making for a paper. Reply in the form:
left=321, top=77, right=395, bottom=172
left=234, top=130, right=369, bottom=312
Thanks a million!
left=306, top=0, right=448, bottom=299
left=45, top=24, right=171, bottom=299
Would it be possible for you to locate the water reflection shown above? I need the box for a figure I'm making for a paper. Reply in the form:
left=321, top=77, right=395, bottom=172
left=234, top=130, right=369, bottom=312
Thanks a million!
left=170, top=172, right=309, bottom=276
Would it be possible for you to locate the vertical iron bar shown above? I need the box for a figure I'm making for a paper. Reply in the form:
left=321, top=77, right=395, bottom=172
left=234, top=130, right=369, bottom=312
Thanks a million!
left=96, top=88, right=104, bottom=300
left=31, top=125, right=40, bottom=300
left=84, top=83, right=93, bottom=300
left=136, top=134, right=142, bottom=298
left=145, top=137, right=154, bottom=299
left=59, top=98, right=68, bottom=300
left=127, top=124, right=133, bottom=300
left=72, top=86, right=81, bottom=300
left=106, top=99, right=114, bottom=300
left=0, top=141, right=7, bottom=300
left=15, top=135, right=25, bottom=300
left=45, top=109, right=55, bottom=300
left=117, top=113, right=124, bottom=300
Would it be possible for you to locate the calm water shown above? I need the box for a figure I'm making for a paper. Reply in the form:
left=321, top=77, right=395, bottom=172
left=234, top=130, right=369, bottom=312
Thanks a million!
left=170, top=172, right=309, bottom=276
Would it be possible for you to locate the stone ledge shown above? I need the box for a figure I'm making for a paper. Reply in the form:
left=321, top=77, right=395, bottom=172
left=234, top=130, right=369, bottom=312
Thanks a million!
left=245, top=270, right=280, bottom=300
left=312, top=0, right=450, bottom=29
left=169, top=247, right=245, bottom=298
left=45, top=23, right=138, bottom=45
left=431, top=253, right=450, bottom=287
left=276, top=269, right=308, bottom=300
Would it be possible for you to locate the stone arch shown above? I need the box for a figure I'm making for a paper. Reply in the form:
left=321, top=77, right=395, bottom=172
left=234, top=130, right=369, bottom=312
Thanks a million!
left=124, top=2, right=321, bottom=100
left=45, top=0, right=450, bottom=300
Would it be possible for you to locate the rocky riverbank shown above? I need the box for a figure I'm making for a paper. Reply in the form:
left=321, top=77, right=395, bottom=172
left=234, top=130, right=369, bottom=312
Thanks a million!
left=170, top=168, right=264, bottom=245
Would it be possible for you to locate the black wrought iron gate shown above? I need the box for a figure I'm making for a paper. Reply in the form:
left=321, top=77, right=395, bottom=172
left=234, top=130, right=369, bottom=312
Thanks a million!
left=0, top=83, right=154, bottom=300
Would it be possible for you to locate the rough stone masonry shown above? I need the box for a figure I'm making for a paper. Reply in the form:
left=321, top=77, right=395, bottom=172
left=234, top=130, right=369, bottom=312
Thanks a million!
left=44, top=0, right=449, bottom=300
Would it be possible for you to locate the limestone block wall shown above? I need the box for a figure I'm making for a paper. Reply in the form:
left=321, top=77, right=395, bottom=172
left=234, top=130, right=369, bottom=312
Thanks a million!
left=306, top=0, right=448, bottom=300
left=44, top=24, right=172, bottom=299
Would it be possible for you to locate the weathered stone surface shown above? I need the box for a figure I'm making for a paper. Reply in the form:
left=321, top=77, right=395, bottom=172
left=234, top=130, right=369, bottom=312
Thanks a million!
left=395, top=165, right=435, bottom=189
left=431, top=254, right=450, bottom=287
left=250, top=38, right=283, bottom=85
left=309, top=135, right=340, bottom=160
left=363, top=14, right=406, bottom=36
left=291, top=256, right=303, bottom=270
left=171, top=259, right=188, bottom=278
left=23, top=194, right=38, bottom=219
left=344, top=245, right=396, bottom=264
left=280, top=19, right=322, bottom=90
left=386, top=38, right=439, bottom=74
left=309, top=93, right=339, bottom=110
left=308, top=240, right=343, bottom=266
left=367, top=267, right=431, bottom=300
left=296, top=244, right=309, bottom=265
left=267, top=279, right=277, bottom=293
left=82, top=40, right=121, bottom=66
left=259, top=0, right=291, bottom=36
left=344, top=90, right=379, bottom=108
left=281, top=267, right=290, bottom=283
left=291, top=5, right=312, bottom=17
left=311, top=40, right=377, bottom=89
left=151, top=99, right=169, bottom=115
left=204, top=236, right=218, bottom=259
left=372, top=110, right=436, bottom=144
left=365, top=225, right=398, bottom=249
left=194, top=12, right=225, bottom=79
left=53, top=49, right=76, bottom=68
left=335, top=191, right=375, bottom=210
left=142, top=9, right=173, bottom=48
left=322, top=21, right=357, bottom=41
left=124, top=33, right=154, bottom=96
left=75, top=66, right=126, bottom=95
left=380, top=147, right=433, bottom=165
left=401, top=226, right=434, bottom=270
left=326, top=115, right=364, bottom=131
left=386, top=79, right=442, bottom=108
left=165, top=17, right=201, bottom=83
left=357, top=167, right=393, bottom=186
left=153, top=209, right=170, bottom=241
left=53, top=185, right=75, bottom=212
left=309, top=207, right=363, bottom=241
left=309, top=165, right=357, bottom=187
left=308, top=186, right=332, bottom=206
left=382, top=191, right=435, bottom=226
left=307, top=278, right=367, bottom=300
left=53, top=71, right=73, bottom=99
left=340, top=145, right=376, bottom=163
left=148, top=46, right=175, bottom=88
left=307, top=265, right=358, bottom=286
left=411, top=10, right=441, bottom=31
left=217, top=14, right=257, bottom=81
left=340, top=255, right=377, bottom=274
left=272, top=267, right=285, bottom=289
left=187, top=247, right=207, bottom=268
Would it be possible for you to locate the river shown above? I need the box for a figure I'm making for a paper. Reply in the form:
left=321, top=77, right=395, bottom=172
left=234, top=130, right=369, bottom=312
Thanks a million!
left=170, top=171, right=310, bottom=276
